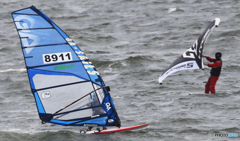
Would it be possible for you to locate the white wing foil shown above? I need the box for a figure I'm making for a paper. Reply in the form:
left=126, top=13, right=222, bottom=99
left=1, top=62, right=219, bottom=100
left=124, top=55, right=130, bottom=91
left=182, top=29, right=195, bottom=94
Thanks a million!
left=158, top=18, right=220, bottom=84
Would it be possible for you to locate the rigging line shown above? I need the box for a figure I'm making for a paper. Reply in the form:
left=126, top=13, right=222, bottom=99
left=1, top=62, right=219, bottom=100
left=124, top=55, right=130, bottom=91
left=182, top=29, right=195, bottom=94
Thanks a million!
left=202, top=69, right=210, bottom=77
left=202, top=58, right=210, bottom=77
left=41, top=86, right=108, bottom=123
left=54, top=105, right=103, bottom=119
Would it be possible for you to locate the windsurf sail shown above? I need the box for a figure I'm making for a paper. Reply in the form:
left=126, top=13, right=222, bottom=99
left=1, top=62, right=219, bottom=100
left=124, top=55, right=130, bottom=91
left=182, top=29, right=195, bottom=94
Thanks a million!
left=158, top=18, right=220, bottom=84
left=11, top=6, right=121, bottom=127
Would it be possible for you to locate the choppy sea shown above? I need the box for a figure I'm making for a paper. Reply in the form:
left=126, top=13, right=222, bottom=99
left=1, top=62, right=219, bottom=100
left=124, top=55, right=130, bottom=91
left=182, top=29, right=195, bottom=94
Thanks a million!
left=1, top=0, right=240, bottom=140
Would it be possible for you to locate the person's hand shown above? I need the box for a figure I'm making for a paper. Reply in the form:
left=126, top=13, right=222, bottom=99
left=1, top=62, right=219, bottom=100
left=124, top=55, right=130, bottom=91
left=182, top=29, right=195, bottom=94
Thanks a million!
left=203, top=62, right=208, bottom=65
left=202, top=55, right=205, bottom=57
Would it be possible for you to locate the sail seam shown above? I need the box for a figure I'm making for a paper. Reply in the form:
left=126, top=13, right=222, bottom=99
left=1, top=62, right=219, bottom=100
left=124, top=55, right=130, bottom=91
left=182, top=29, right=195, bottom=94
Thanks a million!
left=17, top=27, right=54, bottom=30
left=33, top=80, right=91, bottom=92
left=26, top=60, right=82, bottom=69
left=22, top=43, right=68, bottom=48
left=12, top=13, right=39, bottom=16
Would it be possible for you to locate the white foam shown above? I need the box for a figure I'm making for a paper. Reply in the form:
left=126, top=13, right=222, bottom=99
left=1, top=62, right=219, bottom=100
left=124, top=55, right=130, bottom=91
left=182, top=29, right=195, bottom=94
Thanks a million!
left=0, top=68, right=26, bottom=73
left=168, top=7, right=177, bottom=13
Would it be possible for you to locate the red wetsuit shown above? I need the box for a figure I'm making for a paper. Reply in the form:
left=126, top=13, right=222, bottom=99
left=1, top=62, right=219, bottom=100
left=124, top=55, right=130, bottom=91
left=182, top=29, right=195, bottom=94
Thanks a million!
left=205, top=57, right=222, bottom=94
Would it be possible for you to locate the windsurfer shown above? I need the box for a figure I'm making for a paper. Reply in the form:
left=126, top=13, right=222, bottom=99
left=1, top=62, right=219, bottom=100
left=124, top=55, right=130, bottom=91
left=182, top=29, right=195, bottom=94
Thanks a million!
left=87, top=92, right=105, bottom=115
left=202, top=52, right=222, bottom=94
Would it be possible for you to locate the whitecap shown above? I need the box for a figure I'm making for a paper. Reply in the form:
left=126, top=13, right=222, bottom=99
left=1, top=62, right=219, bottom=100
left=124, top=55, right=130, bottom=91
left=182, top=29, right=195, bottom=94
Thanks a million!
left=0, top=68, right=26, bottom=73
left=168, top=7, right=177, bottom=13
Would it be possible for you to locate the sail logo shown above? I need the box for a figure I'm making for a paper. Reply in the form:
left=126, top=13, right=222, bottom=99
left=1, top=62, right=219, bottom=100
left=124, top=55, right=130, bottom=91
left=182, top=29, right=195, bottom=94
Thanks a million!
left=14, top=15, right=39, bottom=54
left=165, top=62, right=195, bottom=76
left=105, top=102, right=111, bottom=111
left=41, top=91, right=51, bottom=99
left=66, top=38, right=100, bottom=76
left=198, top=29, right=211, bottom=59
left=43, top=52, right=73, bottom=64
left=187, top=63, right=193, bottom=68
left=54, top=63, right=75, bottom=71
left=107, top=119, right=114, bottom=123
left=14, top=15, right=35, bottom=29
left=183, top=43, right=196, bottom=59
left=186, top=29, right=211, bottom=60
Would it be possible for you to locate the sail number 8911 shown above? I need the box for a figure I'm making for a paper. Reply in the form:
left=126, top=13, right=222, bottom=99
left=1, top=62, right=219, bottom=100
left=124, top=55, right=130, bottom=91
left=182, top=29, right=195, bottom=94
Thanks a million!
left=43, top=52, right=73, bottom=64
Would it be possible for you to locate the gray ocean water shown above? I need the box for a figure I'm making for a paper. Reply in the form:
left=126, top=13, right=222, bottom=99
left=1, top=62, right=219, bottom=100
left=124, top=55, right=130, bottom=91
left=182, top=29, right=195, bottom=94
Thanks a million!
left=1, top=0, right=240, bottom=141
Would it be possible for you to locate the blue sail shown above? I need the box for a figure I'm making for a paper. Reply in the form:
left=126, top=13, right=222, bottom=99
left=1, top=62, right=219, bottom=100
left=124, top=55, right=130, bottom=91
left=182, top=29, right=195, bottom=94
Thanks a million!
left=11, top=6, right=121, bottom=127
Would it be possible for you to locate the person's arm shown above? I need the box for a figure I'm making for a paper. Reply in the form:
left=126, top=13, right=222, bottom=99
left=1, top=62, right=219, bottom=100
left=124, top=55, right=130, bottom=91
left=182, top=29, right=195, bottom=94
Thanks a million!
left=202, top=54, right=210, bottom=59
left=206, top=56, right=216, bottom=62
left=208, top=61, right=221, bottom=68
left=202, top=55, right=216, bottom=66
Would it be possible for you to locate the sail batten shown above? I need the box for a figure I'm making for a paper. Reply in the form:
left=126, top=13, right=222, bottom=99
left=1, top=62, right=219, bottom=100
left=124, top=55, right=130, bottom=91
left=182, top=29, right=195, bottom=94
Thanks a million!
left=12, top=5, right=121, bottom=127
left=33, top=80, right=91, bottom=92
left=158, top=18, right=220, bottom=84
left=26, top=60, right=82, bottom=69
left=17, top=27, right=55, bottom=30
left=22, top=43, right=69, bottom=48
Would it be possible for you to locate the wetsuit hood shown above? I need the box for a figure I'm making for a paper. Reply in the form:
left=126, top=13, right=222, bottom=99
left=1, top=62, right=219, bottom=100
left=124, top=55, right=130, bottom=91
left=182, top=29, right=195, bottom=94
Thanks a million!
left=215, top=52, right=222, bottom=60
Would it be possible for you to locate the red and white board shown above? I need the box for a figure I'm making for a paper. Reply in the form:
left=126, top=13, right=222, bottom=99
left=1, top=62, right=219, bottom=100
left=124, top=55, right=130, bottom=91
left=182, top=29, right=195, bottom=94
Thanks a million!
left=85, top=123, right=149, bottom=134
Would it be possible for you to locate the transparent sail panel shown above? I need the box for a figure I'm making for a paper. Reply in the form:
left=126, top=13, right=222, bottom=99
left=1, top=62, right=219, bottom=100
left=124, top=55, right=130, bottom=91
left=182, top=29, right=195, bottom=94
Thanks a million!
left=32, top=74, right=87, bottom=89
left=55, top=109, right=93, bottom=120
left=93, top=84, right=105, bottom=104
left=37, top=82, right=93, bottom=114
left=37, top=82, right=106, bottom=120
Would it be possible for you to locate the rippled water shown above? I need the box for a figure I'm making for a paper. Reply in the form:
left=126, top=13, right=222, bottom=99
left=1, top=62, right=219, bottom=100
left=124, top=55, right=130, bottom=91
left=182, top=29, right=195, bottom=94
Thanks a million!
left=1, top=0, right=240, bottom=141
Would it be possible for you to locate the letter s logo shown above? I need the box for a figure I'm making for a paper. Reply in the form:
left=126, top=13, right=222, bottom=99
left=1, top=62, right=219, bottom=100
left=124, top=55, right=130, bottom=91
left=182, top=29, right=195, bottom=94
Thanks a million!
left=187, top=63, right=193, bottom=68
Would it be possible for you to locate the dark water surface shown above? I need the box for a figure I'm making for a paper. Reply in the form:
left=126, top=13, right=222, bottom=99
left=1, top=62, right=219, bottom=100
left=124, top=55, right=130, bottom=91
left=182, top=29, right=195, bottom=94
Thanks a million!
left=1, top=0, right=240, bottom=140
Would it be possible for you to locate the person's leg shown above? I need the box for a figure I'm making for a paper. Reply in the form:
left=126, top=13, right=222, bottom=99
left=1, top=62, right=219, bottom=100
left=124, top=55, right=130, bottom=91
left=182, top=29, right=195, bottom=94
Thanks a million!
left=205, top=76, right=211, bottom=94
left=87, top=126, right=93, bottom=131
left=209, top=76, right=219, bottom=94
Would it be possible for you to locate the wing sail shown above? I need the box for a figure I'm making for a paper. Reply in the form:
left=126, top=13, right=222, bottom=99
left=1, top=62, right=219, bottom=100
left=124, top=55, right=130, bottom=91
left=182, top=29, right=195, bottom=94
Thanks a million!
left=11, top=6, right=121, bottom=127
left=158, top=18, right=220, bottom=84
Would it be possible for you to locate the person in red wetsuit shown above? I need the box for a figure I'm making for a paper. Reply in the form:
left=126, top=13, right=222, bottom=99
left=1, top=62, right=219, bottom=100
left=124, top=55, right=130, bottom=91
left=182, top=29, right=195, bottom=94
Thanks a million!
left=202, top=52, right=222, bottom=94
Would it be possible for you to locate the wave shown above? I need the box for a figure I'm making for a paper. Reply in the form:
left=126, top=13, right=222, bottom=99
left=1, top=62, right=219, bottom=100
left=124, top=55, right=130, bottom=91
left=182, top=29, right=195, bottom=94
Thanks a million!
left=220, top=29, right=240, bottom=37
